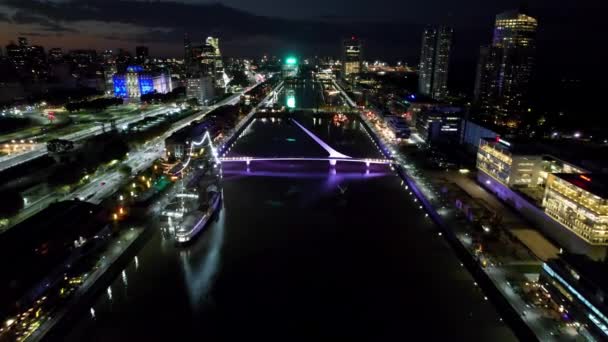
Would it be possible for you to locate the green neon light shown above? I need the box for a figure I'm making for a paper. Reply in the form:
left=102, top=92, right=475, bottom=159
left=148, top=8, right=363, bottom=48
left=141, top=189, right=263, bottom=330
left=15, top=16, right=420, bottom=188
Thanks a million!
left=285, top=57, right=297, bottom=65
left=287, top=96, right=296, bottom=108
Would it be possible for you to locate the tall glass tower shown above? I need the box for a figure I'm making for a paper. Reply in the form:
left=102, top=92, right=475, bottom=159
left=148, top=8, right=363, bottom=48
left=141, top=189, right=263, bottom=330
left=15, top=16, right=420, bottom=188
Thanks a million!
left=418, top=26, right=453, bottom=100
left=474, top=8, right=538, bottom=126
left=342, top=37, right=362, bottom=79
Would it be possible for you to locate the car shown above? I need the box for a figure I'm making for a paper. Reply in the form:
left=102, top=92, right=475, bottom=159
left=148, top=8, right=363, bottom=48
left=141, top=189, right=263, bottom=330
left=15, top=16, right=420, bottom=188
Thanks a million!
left=100, top=182, right=106, bottom=186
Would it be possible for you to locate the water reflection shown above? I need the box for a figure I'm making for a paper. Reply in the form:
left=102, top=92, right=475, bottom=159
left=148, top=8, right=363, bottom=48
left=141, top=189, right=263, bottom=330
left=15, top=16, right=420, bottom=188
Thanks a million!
left=179, top=198, right=226, bottom=310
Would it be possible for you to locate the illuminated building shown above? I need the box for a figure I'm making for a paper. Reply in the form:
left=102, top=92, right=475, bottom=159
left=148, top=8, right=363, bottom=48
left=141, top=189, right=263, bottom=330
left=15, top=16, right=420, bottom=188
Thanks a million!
left=104, top=64, right=118, bottom=92
left=543, top=174, right=608, bottom=245
left=476, top=137, right=543, bottom=187
left=342, top=37, right=362, bottom=78
left=184, top=33, right=193, bottom=74
left=282, top=56, right=299, bottom=78
left=187, top=76, right=215, bottom=105
left=418, top=26, right=453, bottom=100
left=475, top=136, right=608, bottom=258
left=473, top=45, right=502, bottom=115
left=474, top=8, right=537, bottom=126
left=113, top=65, right=172, bottom=98
left=540, top=254, right=608, bottom=339
left=416, top=106, right=461, bottom=144
left=185, top=35, right=227, bottom=90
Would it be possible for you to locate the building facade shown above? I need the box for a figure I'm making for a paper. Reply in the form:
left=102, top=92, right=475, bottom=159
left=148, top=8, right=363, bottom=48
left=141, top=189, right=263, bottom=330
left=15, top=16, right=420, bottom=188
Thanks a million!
left=543, top=174, right=608, bottom=245
left=540, top=255, right=608, bottom=340
left=186, top=76, right=215, bottom=105
left=342, top=37, right=362, bottom=78
left=113, top=65, right=172, bottom=98
left=416, top=106, right=461, bottom=143
left=476, top=138, right=543, bottom=187
left=418, top=26, right=453, bottom=100
left=474, top=9, right=537, bottom=126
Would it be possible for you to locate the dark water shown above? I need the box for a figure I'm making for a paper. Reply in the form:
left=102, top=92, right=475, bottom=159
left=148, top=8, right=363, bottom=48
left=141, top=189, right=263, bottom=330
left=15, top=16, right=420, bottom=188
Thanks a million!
left=278, top=79, right=324, bottom=110
left=63, top=83, right=517, bottom=341
left=228, top=114, right=384, bottom=159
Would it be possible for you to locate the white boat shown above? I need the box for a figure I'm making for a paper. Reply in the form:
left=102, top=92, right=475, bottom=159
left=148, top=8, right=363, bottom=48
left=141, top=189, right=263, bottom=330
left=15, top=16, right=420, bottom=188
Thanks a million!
left=174, top=191, right=221, bottom=244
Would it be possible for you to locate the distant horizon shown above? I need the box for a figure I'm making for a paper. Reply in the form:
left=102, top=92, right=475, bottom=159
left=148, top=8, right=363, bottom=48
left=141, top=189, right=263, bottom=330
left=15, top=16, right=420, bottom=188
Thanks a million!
left=1, top=0, right=606, bottom=94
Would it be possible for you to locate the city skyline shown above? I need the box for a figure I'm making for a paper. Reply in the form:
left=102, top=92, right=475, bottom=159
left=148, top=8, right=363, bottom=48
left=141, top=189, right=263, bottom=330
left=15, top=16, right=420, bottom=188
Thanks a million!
left=0, top=1, right=603, bottom=72
left=2, top=1, right=608, bottom=341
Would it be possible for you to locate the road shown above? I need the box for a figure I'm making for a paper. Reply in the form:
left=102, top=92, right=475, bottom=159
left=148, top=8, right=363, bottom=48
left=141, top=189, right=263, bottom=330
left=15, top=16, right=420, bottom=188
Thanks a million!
left=0, top=106, right=175, bottom=172
left=1, top=86, right=259, bottom=233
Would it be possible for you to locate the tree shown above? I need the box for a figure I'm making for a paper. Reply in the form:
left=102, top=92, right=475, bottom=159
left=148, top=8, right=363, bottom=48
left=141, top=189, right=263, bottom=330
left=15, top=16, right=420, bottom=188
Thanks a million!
left=230, top=70, right=250, bottom=88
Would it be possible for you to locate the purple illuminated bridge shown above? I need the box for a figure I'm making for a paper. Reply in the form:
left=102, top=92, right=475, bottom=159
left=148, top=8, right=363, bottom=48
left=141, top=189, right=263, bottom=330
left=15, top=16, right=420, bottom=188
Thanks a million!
left=219, top=118, right=392, bottom=167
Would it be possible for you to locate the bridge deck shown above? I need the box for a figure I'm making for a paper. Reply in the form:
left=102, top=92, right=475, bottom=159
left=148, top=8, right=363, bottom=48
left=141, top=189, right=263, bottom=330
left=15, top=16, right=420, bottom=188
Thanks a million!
left=219, top=156, right=391, bottom=165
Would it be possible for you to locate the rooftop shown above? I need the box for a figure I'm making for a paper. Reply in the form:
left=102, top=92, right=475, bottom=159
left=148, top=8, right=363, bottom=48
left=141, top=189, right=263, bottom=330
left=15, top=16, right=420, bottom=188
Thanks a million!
left=480, top=137, right=544, bottom=155
left=552, top=173, right=608, bottom=199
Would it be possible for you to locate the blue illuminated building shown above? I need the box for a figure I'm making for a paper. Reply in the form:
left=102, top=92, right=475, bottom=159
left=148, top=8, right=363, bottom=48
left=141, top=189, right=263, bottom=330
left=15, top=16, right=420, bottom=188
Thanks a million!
left=139, top=75, right=154, bottom=95
left=112, top=65, right=172, bottom=98
left=126, top=65, right=144, bottom=72
left=113, top=76, right=128, bottom=98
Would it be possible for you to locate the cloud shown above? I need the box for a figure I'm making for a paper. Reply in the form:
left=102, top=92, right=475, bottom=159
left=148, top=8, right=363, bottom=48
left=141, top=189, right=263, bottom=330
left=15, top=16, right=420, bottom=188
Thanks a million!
left=17, top=31, right=57, bottom=37
left=0, top=0, right=418, bottom=47
left=11, top=11, right=78, bottom=33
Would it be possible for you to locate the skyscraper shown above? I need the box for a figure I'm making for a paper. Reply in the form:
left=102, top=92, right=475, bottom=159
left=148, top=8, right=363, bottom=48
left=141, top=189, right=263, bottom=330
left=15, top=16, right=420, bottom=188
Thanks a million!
left=6, top=37, right=47, bottom=80
left=474, top=8, right=538, bottom=126
left=184, top=33, right=192, bottom=75
left=473, top=45, right=502, bottom=113
left=342, top=37, right=362, bottom=79
left=418, top=26, right=453, bottom=100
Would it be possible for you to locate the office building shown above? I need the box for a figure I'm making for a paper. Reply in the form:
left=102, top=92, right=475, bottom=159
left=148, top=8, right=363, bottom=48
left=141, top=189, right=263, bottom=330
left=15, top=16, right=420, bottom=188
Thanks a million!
left=540, top=254, right=608, bottom=339
left=473, top=45, right=502, bottom=115
left=475, top=136, right=608, bottom=259
left=342, top=37, right=362, bottom=78
left=5, top=37, right=48, bottom=80
left=184, top=33, right=192, bottom=73
left=418, top=26, right=453, bottom=100
left=113, top=65, right=172, bottom=98
left=5, top=41, right=28, bottom=74
left=187, top=76, right=215, bottom=105
left=476, top=137, right=543, bottom=187
left=101, top=49, right=115, bottom=65
left=474, top=8, right=538, bottom=126
left=543, top=174, right=608, bottom=245
left=185, top=35, right=226, bottom=90
left=103, top=64, right=118, bottom=92
left=416, top=106, right=461, bottom=143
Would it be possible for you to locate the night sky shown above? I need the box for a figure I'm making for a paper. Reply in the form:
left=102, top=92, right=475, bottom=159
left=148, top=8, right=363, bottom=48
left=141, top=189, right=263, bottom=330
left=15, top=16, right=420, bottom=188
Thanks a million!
left=0, top=0, right=606, bottom=89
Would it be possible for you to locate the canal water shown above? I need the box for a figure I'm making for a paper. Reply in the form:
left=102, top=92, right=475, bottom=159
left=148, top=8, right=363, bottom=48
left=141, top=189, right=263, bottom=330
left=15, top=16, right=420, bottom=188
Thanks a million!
left=63, top=83, right=517, bottom=341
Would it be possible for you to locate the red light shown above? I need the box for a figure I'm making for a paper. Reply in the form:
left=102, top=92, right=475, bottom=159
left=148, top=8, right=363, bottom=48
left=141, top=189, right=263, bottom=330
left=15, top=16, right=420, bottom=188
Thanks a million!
left=495, top=136, right=501, bottom=143
left=580, top=175, right=592, bottom=182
